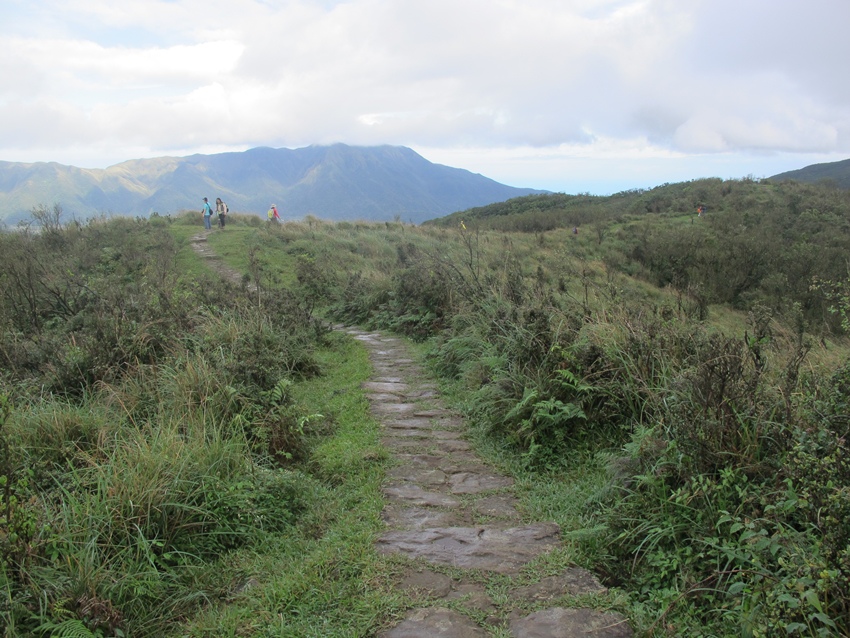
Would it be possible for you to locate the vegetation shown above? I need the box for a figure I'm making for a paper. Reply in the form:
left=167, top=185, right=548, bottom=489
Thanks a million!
left=327, top=178, right=850, bottom=635
left=0, top=212, right=378, bottom=636
left=430, top=178, right=850, bottom=334
left=2, top=175, right=850, bottom=636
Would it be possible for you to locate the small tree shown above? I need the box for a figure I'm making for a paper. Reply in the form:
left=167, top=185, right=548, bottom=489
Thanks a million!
left=29, top=203, right=64, bottom=234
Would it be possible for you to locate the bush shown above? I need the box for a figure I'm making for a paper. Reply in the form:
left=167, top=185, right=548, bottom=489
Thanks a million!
left=588, top=320, right=850, bottom=634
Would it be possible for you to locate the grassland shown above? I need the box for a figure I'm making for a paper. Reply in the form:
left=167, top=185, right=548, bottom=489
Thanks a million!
left=3, top=177, right=850, bottom=636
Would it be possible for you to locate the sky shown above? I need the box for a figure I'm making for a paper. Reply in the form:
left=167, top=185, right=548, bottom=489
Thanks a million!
left=1, top=0, right=849, bottom=195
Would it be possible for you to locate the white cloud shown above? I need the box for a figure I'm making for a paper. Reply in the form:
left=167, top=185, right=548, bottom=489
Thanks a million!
left=0, top=0, right=848, bottom=192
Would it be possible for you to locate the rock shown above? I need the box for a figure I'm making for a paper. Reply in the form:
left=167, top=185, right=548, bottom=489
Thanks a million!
left=436, top=439, right=472, bottom=452
left=386, top=465, right=448, bottom=485
left=366, top=393, right=405, bottom=402
left=362, top=381, right=409, bottom=394
left=382, top=484, right=460, bottom=507
left=449, top=471, right=514, bottom=494
left=445, top=582, right=496, bottom=615
left=379, top=607, right=487, bottom=638
left=511, top=568, right=608, bottom=601
left=380, top=437, right=431, bottom=451
left=376, top=523, right=561, bottom=573
left=385, top=417, right=438, bottom=429
left=372, top=402, right=422, bottom=416
left=509, top=607, right=633, bottom=637
left=382, top=505, right=463, bottom=529
left=382, top=428, right=433, bottom=439
left=413, top=409, right=453, bottom=417
left=473, top=495, right=522, bottom=519
left=399, top=569, right=454, bottom=598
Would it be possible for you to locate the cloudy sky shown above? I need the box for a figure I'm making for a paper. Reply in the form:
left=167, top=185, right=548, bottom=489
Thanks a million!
left=2, top=0, right=849, bottom=194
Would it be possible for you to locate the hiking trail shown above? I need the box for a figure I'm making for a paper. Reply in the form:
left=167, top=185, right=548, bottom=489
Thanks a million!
left=190, top=230, right=633, bottom=637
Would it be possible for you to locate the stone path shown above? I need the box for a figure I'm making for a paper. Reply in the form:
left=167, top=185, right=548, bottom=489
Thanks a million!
left=348, top=328, right=633, bottom=638
left=189, top=232, right=633, bottom=637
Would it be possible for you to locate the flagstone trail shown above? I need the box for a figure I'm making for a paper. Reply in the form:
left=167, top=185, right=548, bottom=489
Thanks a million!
left=349, top=328, right=632, bottom=637
left=190, top=231, right=633, bottom=637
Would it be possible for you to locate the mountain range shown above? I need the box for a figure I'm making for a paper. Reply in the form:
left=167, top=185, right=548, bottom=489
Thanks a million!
left=0, top=144, right=544, bottom=225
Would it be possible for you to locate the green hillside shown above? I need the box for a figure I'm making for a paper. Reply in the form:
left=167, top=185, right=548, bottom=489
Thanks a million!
left=430, top=177, right=850, bottom=333
left=771, top=157, right=850, bottom=189
left=2, top=180, right=849, bottom=636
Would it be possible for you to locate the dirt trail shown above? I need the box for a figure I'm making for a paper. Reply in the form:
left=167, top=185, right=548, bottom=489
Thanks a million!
left=189, top=230, right=248, bottom=288
left=190, top=232, right=633, bottom=637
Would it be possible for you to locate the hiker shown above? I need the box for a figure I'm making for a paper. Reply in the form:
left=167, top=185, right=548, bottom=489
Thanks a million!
left=201, top=197, right=213, bottom=230
left=216, top=197, right=228, bottom=228
left=697, top=205, right=705, bottom=217
left=267, top=204, right=281, bottom=223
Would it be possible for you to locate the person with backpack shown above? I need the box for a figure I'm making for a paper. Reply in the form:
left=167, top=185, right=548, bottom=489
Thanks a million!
left=216, top=197, right=228, bottom=228
left=201, top=197, right=213, bottom=230
left=267, top=204, right=281, bottom=223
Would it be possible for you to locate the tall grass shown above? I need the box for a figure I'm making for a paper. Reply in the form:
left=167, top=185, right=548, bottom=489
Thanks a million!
left=0, top=214, right=332, bottom=636
left=173, top=332, right=401, bottom=637
left=2, top=352, right=323, bottom=635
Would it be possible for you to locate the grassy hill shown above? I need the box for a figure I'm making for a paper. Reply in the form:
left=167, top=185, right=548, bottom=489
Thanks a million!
left=1, top=178, right=849, bottom=636
left=770, top=157, right=850, bottom=189
left=430, top=177, right=850, bottom=334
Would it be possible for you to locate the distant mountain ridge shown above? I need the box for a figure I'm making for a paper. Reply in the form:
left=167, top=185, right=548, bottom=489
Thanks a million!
left=770, top=157, right=850, bottom=189
left=0, top=144, right=545, bottom=225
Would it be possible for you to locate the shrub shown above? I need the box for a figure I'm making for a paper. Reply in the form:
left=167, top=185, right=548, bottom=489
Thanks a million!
left=588, top=320, right=850, bottom=634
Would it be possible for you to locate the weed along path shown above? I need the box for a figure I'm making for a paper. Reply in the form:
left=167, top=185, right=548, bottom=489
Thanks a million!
left=348, top=328, right=633, bottom=638
left=189, top=234, right=632, bottom=636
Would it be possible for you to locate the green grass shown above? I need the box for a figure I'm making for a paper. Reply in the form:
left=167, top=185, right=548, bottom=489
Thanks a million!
left=167, top=214, right=214, bottom=278
left=171, top=332, right=407, bottom=637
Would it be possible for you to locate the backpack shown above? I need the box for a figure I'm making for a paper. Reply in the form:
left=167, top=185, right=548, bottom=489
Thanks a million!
left=221, top=202, right=228, bottom=215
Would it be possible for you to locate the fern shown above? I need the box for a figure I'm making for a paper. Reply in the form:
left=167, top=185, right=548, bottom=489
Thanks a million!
left=35, top=618, right=102, bottom=638
left=265, top=378, right=293, bottom=406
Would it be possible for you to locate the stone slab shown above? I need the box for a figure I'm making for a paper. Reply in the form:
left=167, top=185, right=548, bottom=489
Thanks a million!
left=399, top=569, right=453, bottom=597
left=363, top=381, right=409, bottom=394
left=511, top=568, right=608, bottom=601
left=473, top=495, right=522, bottom=520
left=383, top=506, right=463, bottom=530
left=449, top=471, right=514, bottom=494
left=437, top=440, right=472, bottom=452
left=384, top=418, right=438, bottom=429
left=376, top=523, right=561, bottom=573
left=382, top=428, right=431, bottom=439
left=382, top=484, right=460, bottom=508
left=381, top=438, right=431, bottom=451
left=379, top=607, right=486, bottom=638
left=386, top=465, right=448, bottom=485
left=509, top=607, right=632, bottom=637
